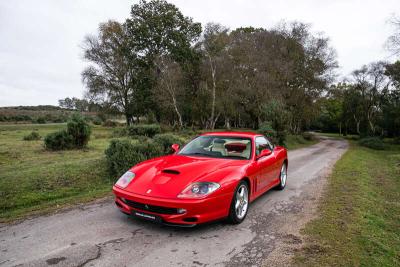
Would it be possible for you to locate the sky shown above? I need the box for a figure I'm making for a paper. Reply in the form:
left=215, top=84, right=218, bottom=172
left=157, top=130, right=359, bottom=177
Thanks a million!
left=1, top=0, right=399, bottom=106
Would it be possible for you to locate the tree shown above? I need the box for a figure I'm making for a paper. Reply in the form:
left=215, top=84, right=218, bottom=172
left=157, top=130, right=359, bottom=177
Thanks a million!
left=81, top=20, right=143, bottom=125
left=386, top=16, right=400, bottom=56
left=199, top=23, right=229, bottom=129
left=154, top=56, right=185, bottom=128
left=58, top=97, right=74, bottom=109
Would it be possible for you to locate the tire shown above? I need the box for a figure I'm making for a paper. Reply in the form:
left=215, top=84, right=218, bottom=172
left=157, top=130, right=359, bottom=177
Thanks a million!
left=227, top=181, right=250, bottom=224
left=277, top=162, right=287, bottom=190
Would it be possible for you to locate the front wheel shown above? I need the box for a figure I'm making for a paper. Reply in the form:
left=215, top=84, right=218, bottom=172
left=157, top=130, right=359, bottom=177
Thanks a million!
left=277, top=162, right=287, bottom=190
left=227, top=181, right=249, bottom=224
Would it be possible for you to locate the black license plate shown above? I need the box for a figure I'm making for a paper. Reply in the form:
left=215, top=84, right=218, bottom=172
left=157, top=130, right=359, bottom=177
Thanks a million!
left=131, top=211, right=162, bottom=223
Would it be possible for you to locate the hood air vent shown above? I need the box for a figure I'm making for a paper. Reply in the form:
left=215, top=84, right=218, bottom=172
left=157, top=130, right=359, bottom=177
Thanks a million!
left=162, top=169, right=180, bottom=175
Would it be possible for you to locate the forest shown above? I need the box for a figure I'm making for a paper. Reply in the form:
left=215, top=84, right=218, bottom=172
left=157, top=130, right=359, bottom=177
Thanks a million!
left=64, top=0, right=400, bottom=141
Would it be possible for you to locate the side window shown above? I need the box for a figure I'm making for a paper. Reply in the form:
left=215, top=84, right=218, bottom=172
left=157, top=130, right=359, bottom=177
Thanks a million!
left=255, top=136, right=272, bottom=155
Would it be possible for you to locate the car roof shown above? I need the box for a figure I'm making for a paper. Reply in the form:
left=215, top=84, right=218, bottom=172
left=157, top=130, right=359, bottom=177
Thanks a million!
left=200, top=131, right=261, bottom=138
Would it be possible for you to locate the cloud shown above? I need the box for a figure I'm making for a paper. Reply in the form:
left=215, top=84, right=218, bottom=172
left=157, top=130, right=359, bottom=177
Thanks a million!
left=0, top=0, right=399, bottom=106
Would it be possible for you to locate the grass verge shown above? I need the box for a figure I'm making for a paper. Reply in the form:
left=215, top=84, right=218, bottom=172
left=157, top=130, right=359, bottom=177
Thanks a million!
left=294, top=141, right=400, bottom=266
left=285, top=134, right=319, bottom=150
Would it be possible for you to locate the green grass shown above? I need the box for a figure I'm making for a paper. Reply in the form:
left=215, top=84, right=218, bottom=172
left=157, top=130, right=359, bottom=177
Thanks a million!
left=0, top=124, right=317, bottom=222
left=294, top=141, right=400, bottom=266
left=285, top=134, right=319, bottom=150
left=0, top=124, right=116, bottom=221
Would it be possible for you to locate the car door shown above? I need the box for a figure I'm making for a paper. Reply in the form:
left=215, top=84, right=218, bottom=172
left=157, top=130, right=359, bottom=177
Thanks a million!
left=254, top=136, right=276, bottom=192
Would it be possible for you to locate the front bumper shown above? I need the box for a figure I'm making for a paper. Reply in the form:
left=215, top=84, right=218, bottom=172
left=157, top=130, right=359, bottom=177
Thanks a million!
left=113, top=186, right=232, bottom=226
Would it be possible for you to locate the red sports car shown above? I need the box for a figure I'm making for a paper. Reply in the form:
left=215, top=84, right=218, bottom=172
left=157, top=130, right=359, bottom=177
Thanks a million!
left=113, top=132, right=288, bottom=226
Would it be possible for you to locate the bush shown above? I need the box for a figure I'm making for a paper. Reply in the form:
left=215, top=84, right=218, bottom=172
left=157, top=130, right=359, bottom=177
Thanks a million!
left=302, top=132, right=316, bottom=141
left=92, top=117, right=102, bottom=125
left=44, top=130, right=74, bottom=150
left=105, top=139, right=163, bottom=177
left=66, top=113, right=92, bottom=148
left=103, top=119, right=118, bottom=127
left=127, top=124, right=161, bottom=137
left=153, top=133, right=185, bottom=154
left=258, top=121, right=286, bottom=145
left=111, top=128, right=128, bottom=137
left=23, top=131, right=41, bottom=141
left=36, top=117, right=46, bottom=124
left=44, top=114, right=91, bottom=150
left=359, top=137, right=385, bottom=150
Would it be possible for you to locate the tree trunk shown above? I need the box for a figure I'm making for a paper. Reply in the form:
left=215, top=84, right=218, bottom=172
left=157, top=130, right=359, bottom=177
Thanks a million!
left=225, top=117, right=231, bottom=130
left=207, top=54, right=217, bottom=130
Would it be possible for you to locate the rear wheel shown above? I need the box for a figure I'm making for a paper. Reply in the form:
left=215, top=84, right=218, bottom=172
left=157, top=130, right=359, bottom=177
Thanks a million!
left=277, top=162, right=287, bottom=190
left=227, top=181, right=249, bottom=224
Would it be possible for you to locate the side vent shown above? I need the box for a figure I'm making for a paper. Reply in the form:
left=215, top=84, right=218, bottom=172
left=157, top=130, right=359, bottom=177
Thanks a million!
left=162, top=169, right=180, bottom=175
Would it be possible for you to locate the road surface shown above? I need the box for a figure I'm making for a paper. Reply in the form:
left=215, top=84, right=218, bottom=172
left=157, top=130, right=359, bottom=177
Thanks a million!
left=0, top=137, right=348, bottom=267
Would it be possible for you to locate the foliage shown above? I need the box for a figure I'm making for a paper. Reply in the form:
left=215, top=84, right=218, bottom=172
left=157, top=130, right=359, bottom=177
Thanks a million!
left=258, top=122, right=278, bottom=144
left=66, top=113, right=92, bottom=148
left=44, top=114, right=92, bottom=150
left=127, top=124, right=161, bottom=137
left=301, top=132, right=316, bottom=141
left=358, top=137, right=385, bottom=150
left=105, top=139, right=162, bottom=177
left=36, top=117, right=46, bottom=124
left=153, top=133, right=185, bottom=154
left=44, top=130, right=74, bottom=150
left=23, top=131, right=41, bottom=141
left=103, top=119, right=119, bottom=127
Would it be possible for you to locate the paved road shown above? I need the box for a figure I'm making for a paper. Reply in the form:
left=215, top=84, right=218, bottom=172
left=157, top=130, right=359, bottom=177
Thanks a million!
left=0, top=138, right=348, bottom=267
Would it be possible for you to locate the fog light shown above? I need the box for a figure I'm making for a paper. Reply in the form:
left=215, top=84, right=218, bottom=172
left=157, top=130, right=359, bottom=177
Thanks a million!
left=177, top=208, right=186, bottom=214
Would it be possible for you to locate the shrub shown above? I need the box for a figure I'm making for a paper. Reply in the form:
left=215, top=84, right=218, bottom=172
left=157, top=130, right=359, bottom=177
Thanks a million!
left=359, top=137, right=385, bottom=150
left=44, top=130, right=74, bottom=150
left=127, top=124, right=161, bottom=137
left=258, top=121, right=286, bottom=145
left=302, top=132, right=316, bottom=141
left=36, top=117, right=46, bottom=124
left=44, top=114, right=91, bottom=150
left=111, top=128, right=128, bottom=137
left=66, top=113, right=92, bottom=148
left=153, top=133, right=185, bottom=154
left=103, top=120, right=118, bottom=127
left=105, top=139, right=163, bottom=177
left=92, top=117, right=102, bottom=125
left=23, top=131, right=41, bottom=141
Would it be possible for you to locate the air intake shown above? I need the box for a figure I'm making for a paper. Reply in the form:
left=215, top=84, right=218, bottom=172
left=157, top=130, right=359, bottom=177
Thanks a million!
left=162, top=169, right=180, bottom=175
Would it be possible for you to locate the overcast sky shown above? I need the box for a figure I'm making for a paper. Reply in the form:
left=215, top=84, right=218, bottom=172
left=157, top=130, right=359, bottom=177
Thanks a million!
left=1, top=0, right=399, bottom=106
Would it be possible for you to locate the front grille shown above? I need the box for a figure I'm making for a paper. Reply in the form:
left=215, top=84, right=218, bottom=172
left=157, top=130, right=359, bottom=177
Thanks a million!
left=122, top=199, right=179, bottom=215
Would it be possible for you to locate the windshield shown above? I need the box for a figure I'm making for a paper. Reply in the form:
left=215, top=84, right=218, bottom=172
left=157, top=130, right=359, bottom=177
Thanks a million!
left=178, top=135, right=252, bottom=160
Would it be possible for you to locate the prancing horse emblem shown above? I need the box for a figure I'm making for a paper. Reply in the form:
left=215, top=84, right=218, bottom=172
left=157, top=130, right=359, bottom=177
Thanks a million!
left=145, top=204, right=149, bottom=209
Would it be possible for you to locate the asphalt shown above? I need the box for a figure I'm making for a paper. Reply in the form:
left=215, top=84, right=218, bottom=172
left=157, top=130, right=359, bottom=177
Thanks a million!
left=0, top=137, right=348, bottom=267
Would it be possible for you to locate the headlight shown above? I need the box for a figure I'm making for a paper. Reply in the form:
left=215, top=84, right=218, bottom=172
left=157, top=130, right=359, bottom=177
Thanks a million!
left=115, top=171, right=135, bottom=188
left=178, top=182, right=220, bottom=199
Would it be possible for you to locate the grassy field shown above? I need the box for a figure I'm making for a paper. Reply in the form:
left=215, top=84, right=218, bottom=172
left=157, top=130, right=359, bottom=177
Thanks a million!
left=0, top=123, right=117, bottom=221
left=0, top=124, right=317, bottom=222
left=294, top=140, right=400, bottom=266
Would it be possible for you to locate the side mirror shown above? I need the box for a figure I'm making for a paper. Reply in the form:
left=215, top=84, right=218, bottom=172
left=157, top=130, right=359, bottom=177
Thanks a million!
left=171, top=144, right=180, bottom=153
left=256, top=149, right=272, bottom=160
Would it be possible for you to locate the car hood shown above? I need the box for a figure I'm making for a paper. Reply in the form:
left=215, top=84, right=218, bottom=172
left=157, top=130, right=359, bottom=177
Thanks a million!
left=123, top=154, right=247, bottom=199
